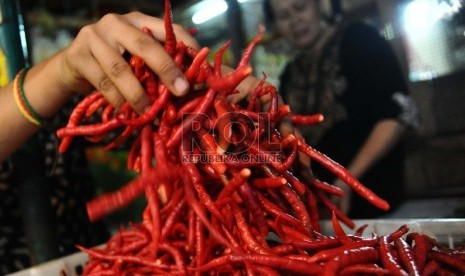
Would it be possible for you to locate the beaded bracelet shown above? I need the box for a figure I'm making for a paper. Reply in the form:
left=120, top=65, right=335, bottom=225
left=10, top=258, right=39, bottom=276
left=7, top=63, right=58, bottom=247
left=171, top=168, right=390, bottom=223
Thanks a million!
left=13, top=68, right=44, bottom=126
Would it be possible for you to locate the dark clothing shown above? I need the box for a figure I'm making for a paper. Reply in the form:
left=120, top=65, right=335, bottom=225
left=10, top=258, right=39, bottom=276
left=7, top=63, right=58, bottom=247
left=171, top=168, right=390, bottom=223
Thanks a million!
left=0, top=96, right=109, bottom=274
left=279, top=22, right=418, bottom=218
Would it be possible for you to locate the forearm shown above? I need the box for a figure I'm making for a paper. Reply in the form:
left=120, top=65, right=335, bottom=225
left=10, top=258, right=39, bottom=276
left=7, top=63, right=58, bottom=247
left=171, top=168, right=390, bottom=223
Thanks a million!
left=346, top=119, right=406, bottom=179
left=0, top=53, right=74, bottom=163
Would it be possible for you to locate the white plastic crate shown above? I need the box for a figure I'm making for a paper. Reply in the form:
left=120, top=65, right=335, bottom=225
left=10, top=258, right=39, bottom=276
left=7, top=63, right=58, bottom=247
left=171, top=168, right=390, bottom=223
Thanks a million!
left=7, top=250, right=88, bottom=276
left=321, top=218, right=465, bottom=248
left=8, top=219, right=465, bottom=276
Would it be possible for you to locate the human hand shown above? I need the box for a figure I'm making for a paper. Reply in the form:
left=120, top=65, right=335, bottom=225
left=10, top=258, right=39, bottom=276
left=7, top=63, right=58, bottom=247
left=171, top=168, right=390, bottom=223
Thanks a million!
left=56, top=12, right=200, bottom=114
left=278, top=122, right=314, bottom=182
left=331, top=179, right=351, bottom=215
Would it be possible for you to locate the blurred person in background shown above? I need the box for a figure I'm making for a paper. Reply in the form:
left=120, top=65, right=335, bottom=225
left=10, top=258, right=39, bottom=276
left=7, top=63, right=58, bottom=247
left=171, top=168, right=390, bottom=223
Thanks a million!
left=263, top=0, right=419, bottom=218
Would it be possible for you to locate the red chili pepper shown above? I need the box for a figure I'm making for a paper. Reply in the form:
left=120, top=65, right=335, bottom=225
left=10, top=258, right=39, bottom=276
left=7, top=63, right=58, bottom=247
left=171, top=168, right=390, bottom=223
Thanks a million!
left=161, top=197, right=186, bottom=239
left=331, top=211, right=352, bottom=245
left=230, top=201, right=270, bottom=255
left=269, top=244, right=297, bottom=255
left=276, top=104, right=292, bottom=119
left=206, top=65, right=252, bottom=93
left=166, top=88, right=217, bottom=149
left=57, top=118, right=122, bottom=138
left=290, top=113, right=324, bottom=125
left=252, top=177, right=286, bottom=188
left=58, top=93, right=103, bottom=152
left=279, top=135, right=298, bottom=173
left=280, top=185, right=314, bottom=237
left=422, top=260, right=441, bottom=276
left=268, top=220, right=313, bottom=243
left=86, top=176, right=145, bottom=222
left=354, top=224, right=369, bottom=237
left=298, top=140, right=390, bottom=211
left=246, top=74, right=267, bottom=111
left=395, top=237, right=421, bottom=276
left=407, top=232, right=435, bottom=271
left=214, top=40, right=232, bottom=78
left=56, top=2, right=465, bottom=274
left=163, top=0, right=176, bottom=56
left=237, top=25, right=264, bottom=69
left=388, top=224, right=410, bottom=242
left=184, top=47, right=210, bottom=83
left=428, top=250, right=465, bottom=274
left=127, top=134, right=141, bottom=171
left=290, top=237, right=340, bottom=251
left=312, top=178, right=345, bottom=196
left=215, top=168, right=251, bottom=204
left=196, top=127, right=227, bottom=175
left=213, top=96, right=233, bottom=154
left=251, top=265, right=280, bottom=276
left=190, top=172, right=223, bottom=220
left=238, top=183, right=269, bottom=237
left=117, top=85, right=170, bottom=126
left=76, top=245, right=175, bottom=272
left=84, top=97, right=107, bottom=119
left=160, top=188, right=183, bottom=216
left=340, top=264, right=390, bottom=275
left=176, top=95, right=203, bottom=121
left=144, top=180, right=161, bottom=257
left=255, top=192, right=301, bottom=227
left=317, top=190, right=355, bottom=229
left=282, top=170, right=307, bottom=195
left=181, top=172, right=235, bottom=252
left=144, top=71, right=158, bottom=99
left=174, top=42, right=186, bottom=70
left=379, top=235, right=409, bottom=276
left=306, top=190, right=321, bottom=232
left=322, top=246, right=379, bottom=276
left=192, top=253, right=323, bottom=274
left=130, top=55, right=146, bottom=80
left=307, top=237, right=379, bottom=264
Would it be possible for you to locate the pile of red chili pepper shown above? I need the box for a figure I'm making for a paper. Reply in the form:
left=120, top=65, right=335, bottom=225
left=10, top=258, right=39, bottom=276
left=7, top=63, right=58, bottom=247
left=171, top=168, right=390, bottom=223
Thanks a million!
left=56, top=1, right=465, bottom=275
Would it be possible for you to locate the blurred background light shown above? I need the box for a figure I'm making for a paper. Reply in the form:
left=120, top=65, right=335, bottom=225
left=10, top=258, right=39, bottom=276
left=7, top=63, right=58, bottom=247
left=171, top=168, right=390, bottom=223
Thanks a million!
left=403, top=0, right=462, bottom=34
left=192, top=0, right=228, bottom=24
left=191, top=0, right=250, bottom=25
left=403, top=0, right=435, bottom=33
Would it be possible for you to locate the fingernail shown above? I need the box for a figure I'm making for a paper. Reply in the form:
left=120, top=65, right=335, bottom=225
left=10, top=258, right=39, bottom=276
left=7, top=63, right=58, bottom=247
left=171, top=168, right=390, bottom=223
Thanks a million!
left=174, top=77, right=189, bottom=96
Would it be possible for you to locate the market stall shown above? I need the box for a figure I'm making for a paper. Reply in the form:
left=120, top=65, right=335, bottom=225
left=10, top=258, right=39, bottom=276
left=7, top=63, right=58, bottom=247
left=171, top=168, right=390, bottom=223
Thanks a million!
left=2, top=0, right=465, bottom=275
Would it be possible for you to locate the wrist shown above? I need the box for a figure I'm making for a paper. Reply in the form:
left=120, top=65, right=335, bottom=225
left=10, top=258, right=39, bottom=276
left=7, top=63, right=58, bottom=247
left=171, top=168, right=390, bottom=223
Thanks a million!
left=23, top=53, right=75, bottom=119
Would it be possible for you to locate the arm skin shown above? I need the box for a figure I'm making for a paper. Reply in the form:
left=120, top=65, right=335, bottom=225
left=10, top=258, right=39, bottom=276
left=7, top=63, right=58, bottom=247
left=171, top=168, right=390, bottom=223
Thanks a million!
left=0, top=54, right=73, bottom=163
left=333, top=119, right=406, bottom=214
left=331, top=23, right=411, bottom=214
